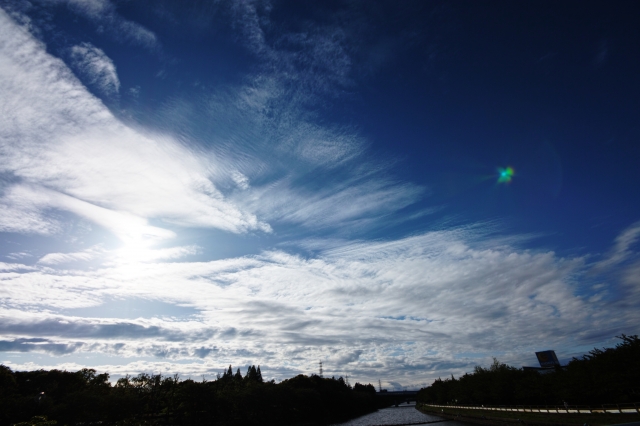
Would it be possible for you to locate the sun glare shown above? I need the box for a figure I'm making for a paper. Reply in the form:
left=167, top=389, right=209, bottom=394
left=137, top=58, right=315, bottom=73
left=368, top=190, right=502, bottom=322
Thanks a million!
left=113, top=221, right=175, bottom=263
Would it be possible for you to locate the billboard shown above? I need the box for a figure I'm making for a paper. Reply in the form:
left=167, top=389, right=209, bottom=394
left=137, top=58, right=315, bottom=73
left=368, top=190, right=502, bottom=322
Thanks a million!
left=535, top=350, right=560, bottom=368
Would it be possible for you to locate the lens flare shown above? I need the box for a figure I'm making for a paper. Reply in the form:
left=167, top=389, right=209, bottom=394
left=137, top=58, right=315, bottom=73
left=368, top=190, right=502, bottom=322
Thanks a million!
left=497, top=166, right=514, bottom=183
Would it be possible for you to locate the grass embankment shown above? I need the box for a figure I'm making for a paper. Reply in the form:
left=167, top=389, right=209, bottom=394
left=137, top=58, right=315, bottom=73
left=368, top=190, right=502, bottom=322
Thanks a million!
left=417, top=404, right=640, bottom=426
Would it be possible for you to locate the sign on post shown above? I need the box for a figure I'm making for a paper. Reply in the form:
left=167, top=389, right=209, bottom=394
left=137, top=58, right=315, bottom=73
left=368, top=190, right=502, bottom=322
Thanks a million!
left=535, top=350, right=560, bottom=368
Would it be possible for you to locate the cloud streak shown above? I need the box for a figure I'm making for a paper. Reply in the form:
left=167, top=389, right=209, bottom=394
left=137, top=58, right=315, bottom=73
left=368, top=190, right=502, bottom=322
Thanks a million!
left=0, top=9, right=270, bottom=243
left=64, top=0, right=158, bottom=49
left=38, top=245, right=103, bottom=265
left=595, top=221, right=640, bottom=270
left=70, top=42, right=120, bottom=95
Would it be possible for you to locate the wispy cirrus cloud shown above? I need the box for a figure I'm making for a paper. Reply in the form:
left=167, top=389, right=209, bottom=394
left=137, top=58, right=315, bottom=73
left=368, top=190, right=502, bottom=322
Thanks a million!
left=234, top=177, right=424, bottom=231
left=38, top=245, right=103, bottom=265
left=70, top=42, right=120, bottom=95
left=153, top=77, right=423, bottom=235
left=32, top=242, right=198, bottom=267
left=0, top=9, right=270, bottom=243
left=226, top=0, right=353, bottom=96
left=63, top=0, right=158, bottom=49
left=0, top=0, right=158, bottom=51
left=0, top=1, right=422, bottom=247
left=122, top=2, right=425, bottom=236
left=595, top=220, right=640, bottom=270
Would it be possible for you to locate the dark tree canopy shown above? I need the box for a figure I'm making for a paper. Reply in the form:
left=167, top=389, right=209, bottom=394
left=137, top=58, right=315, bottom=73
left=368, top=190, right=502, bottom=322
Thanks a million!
left=0, top=364, right=380, bottom=426
left=418, top=335, right=640, bottom=406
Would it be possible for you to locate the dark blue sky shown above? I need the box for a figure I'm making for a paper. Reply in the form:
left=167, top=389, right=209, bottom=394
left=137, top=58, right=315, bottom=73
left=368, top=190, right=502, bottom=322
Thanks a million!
left=107, top=0, right=640, bottom=252
left=0, top=0, right=638, bottom=387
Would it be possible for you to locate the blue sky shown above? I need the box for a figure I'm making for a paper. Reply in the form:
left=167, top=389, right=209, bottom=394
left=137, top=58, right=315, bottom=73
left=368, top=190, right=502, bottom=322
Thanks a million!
left=0, top=0, right=639, bottom=389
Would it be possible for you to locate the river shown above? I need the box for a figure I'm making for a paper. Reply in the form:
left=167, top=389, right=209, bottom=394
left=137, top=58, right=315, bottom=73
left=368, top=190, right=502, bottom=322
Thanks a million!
left=333, top=403, right=474, bottom=426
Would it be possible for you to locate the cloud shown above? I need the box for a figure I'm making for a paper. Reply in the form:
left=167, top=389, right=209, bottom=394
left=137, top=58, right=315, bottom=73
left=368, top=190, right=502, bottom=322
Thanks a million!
left=2, top=2, right=638, bottom=389
left=589, top=222, right=640, bottom=327
left=64, top=0, right=158, bottom=49
left=38, top=245, right=103, bottom=265
left=70, top=42, right=120, bottom=95
left=201, top=78, right=366, bottom=169
left=0, top=9, right=270, bottom=242
left=0, top=196, right=62, bottom=236
left=230, top=171, right=250, bottom=190
left=0, top=1, right=158, bottom=50
left=226, top=1, right=353, bottom=97
left=0, top=184, right=176, bottom=244
left=595, top=221, right=640, bottom=270
left=150, top=77, right=422, bottom=235
left=0, top=262, right=36, bottom=272
left=6, top=252, right=33, bottom=260
left=0, top=314, right=213, bottom=342
left=226, top=0, right=270, bottom=56
left=0, top=338, right=83, bottom=355
left=236, top=178, right=423, bottom=230
left=123, top=3, right=423, bottom=236
left=3, top=228, right=636, bottom=384
left=176, top=3, right=425, bottom=234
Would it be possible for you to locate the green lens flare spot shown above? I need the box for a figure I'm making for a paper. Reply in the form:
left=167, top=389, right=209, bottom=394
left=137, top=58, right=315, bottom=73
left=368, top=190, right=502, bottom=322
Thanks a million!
left=497, top=166, right=514, bottom=183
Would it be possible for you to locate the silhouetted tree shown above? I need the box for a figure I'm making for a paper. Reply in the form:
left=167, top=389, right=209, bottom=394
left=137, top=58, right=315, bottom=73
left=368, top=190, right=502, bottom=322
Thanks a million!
left=234, top=368, right=243, bottom=382
left=353, top=382, right=376, bottom=394
left=418, top=335, right=640, bottom=406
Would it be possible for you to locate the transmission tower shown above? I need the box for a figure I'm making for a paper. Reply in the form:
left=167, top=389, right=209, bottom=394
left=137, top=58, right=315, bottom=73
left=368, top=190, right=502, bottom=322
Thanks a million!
left=319, top=361, right=323, bottom=378
left=378, top=379, right=382, bottom=392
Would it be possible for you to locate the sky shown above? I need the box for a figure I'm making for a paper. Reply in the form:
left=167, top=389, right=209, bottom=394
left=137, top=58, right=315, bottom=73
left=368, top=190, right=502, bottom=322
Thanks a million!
left=0, top=0, right=639, bottom=389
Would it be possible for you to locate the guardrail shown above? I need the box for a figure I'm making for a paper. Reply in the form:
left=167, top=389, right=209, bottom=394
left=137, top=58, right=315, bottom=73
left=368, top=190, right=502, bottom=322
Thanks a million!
left=420, top=402, right=640, bottom=415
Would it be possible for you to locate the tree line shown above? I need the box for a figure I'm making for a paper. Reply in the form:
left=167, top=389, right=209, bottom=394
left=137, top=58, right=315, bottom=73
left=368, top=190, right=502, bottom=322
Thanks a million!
left=0, top=363, right=380, bottom=426
left=418, top=334, right=640, bottom=406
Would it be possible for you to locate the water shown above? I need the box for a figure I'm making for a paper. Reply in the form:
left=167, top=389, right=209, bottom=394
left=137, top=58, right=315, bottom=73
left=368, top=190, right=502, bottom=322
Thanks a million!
left=333, top=403, right=474, bottom=426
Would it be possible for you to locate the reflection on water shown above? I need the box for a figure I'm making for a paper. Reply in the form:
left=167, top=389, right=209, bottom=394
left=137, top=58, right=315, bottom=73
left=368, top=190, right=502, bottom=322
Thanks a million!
left=333, top=403, right=474, bottom=426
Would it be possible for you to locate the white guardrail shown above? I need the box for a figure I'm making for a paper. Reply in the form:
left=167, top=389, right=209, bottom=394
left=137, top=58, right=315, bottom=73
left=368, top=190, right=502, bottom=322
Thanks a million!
left=421, top=403, right=640, bottom=415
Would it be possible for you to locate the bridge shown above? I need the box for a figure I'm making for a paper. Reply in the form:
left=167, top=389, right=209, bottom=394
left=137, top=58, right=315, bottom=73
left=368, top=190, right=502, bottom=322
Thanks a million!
left=376, top=390, right=419, bottom=406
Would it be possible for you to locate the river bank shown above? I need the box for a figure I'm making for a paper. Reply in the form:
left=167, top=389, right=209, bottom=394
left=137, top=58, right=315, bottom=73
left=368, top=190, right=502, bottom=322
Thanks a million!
left=417, top=403, right=640, bottom=426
